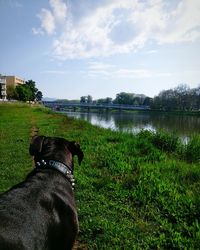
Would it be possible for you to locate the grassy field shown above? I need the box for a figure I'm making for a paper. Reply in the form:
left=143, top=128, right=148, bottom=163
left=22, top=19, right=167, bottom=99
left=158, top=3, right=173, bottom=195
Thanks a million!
left=0, top=103, right=200, bottom=249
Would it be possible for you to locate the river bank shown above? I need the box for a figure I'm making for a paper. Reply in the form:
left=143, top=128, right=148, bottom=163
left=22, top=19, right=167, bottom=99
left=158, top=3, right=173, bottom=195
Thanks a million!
left=0, top=102, right=200, bottom=249
left=52, top=105, right=200, bottom=116
left=58, top=109, right=200, bottom=141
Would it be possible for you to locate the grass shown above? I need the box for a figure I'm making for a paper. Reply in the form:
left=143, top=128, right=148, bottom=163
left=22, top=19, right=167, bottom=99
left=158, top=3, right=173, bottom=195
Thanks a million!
left=0, top=102, right=200, bottom=249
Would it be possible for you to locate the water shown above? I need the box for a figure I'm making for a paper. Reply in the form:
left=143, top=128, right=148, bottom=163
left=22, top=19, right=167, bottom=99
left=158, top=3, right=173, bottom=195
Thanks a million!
left=61, top=110, right=200, bottom=139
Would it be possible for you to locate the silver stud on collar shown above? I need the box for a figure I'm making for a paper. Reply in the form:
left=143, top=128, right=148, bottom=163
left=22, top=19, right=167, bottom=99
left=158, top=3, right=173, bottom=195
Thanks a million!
left=41, top=160, right=47, bottom=165
left=35, top=159, right=75, bottom=190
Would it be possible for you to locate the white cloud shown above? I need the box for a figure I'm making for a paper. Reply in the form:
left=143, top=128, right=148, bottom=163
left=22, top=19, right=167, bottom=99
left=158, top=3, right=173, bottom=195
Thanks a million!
left=32, top=27, right=43, bottom=35
left=87, top=62, right=115, bottom=71
left=33, top=0, right=200, bottom=59
left=49, top=0, right=67, bottom=23
left=156, top=0, right=200, bottom=43
left=33, top=0, right=68, bottom=35
left=41, top=70, right=68, bottom=74
left=37, top=8, right=55, bottom=35
left=85, top=62, right=171, bottom=79
left=146, top=50, right=158, bottom=54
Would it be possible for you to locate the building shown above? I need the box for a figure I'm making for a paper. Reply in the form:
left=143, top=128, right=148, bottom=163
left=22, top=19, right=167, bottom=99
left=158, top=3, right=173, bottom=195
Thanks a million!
left=0, top=75, right=25, bottom=100
left=6, top=76, right=25, bottom=87
left=0, top=75, right=7, bottom=100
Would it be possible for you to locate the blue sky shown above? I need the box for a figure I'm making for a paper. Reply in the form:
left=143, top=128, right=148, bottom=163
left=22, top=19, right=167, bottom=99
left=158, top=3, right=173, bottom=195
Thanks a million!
left=0, top=0, right=200, bottom=99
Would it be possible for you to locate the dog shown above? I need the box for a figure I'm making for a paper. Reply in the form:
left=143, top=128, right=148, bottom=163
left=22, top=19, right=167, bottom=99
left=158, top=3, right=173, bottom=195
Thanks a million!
left=0, top=135, right=83, bottom=250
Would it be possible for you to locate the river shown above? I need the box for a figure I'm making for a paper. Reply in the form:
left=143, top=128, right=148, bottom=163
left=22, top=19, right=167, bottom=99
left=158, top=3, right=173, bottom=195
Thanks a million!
left=61, top=111, right=200, bottom=140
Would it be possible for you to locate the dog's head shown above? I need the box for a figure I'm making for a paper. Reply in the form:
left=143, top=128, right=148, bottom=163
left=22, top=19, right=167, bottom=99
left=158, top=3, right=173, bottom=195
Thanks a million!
left=29, top=136, right=84, bottom=170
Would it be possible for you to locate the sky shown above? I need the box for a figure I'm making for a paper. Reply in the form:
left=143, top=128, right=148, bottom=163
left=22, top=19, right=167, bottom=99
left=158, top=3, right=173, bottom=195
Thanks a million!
left=0, top=0, right=200, bottom=100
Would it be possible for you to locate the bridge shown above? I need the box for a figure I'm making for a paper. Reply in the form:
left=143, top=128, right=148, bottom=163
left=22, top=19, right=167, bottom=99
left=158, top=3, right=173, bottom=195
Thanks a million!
left=43, top=101, right=150, bottom=111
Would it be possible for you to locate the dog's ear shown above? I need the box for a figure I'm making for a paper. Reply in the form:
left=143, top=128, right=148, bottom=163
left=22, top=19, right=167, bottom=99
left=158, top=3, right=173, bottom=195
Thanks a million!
left=68, top=142, right=84, bottom=165
left=29, top=136, right=45, bottom=156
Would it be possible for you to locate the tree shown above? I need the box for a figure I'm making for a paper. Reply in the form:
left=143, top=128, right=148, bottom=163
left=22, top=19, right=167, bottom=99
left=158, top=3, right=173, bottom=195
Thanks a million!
left=113, top=92, right=150, bottom=105
left=25, top=80, right=38, bottom=101
left=15, top=85, right=32, bottom=102
left=87, top=95, right=93, bottom=103
left=80, top=96, right=87, bottom=103
left=143, top=97, right=152, bottom=106
left=13, top=79, right=43, bottom=102
left=6, top=85, right=16, bottom=99
left=80, top=95, right=93, bottom=103
left=114, top=92, right=134, bottom=105
left=36, top=91, right=43, bottom=101
left=97, top=97, right=113, bottom=104
left=151, top=84, right=200, bottom=111
left=174, top=84, right=190, bottom=111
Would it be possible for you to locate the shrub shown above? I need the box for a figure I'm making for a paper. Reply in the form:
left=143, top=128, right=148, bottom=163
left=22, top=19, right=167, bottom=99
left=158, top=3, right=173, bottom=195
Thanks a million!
left=185, top=135, right=200, bottom=163
left=137, top=130, right=181, bottom=154
left=136, top=138, right=164, bottom=163
left=152, top=130, right=181, bottom=153
left=136, top=129, right=154, bottom=141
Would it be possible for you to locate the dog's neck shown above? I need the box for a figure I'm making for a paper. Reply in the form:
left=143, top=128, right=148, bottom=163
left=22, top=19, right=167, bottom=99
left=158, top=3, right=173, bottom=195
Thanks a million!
left=35, top=159, right=75, bottom=189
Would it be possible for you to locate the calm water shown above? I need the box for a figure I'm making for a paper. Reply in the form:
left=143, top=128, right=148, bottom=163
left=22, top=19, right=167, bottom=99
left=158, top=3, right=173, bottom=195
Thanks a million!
left=61, top=111, right=200, bottom=140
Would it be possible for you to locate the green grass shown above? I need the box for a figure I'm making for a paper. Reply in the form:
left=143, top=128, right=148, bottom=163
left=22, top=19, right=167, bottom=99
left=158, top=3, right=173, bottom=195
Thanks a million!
left=0, top=103, right=200, bottom=249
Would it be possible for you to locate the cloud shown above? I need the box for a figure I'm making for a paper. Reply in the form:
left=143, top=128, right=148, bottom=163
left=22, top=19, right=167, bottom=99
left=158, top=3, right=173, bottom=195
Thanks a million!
left=86, top=62, right=116, bottom=78
left=39, top=9, right=55, bottom=35
left=88, top=62, right=116, bottom=71
left=33, top=0, right=200, bottom=59
left=33, top=0, right=68, bottom=35
left=146, top=50, right=158, bottom=54
left=49, top=0, right=67, bottom=23
left=86, top=62, right=171, bottom=79
left=156, top=0, right=200, bottom=43
left=41, top=70, right=69, bottom=74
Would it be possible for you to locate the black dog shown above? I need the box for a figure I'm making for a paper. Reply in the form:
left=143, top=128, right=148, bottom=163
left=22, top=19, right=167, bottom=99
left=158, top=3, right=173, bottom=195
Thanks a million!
left=0, top=136, right=83, bottom=250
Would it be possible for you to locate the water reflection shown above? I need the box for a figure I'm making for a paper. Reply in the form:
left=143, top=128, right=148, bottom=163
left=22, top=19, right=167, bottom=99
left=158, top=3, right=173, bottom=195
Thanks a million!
left=61, top=111, right=200, bottom=139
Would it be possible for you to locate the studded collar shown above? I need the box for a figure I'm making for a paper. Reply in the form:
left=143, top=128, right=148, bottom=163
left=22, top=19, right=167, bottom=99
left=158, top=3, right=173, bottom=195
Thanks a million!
left=35, top=159, right=75, bottom=189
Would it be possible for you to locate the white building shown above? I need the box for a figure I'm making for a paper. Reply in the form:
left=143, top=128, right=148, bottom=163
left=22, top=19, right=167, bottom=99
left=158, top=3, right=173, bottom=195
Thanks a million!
left=0, top=75, right=26, bottom=100
left=0, top=75, right=7, bottom=100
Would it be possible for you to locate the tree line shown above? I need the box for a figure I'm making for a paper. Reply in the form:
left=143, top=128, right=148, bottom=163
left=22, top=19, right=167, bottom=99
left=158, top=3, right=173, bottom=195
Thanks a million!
left=7, top=80, right=43, bottom=102
left=80, top=93, right=151, bottom=106
left=79, top=84, right=200, bottom=111
left=151, top=84, right=200, bottom=111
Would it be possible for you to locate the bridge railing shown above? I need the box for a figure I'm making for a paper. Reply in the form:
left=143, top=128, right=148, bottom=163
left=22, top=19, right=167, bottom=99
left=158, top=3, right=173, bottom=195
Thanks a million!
left=43, top=101, right=150, bottom=110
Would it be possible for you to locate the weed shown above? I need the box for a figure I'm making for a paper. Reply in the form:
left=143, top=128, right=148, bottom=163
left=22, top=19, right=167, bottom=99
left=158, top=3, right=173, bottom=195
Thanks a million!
left=185, top=135, right=200, bottom=163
